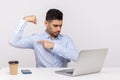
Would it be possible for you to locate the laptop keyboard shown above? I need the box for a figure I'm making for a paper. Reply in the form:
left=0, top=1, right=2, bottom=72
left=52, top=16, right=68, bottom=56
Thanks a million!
left=66, top=71, right=73, bottom=74
left=58, top=69, right=74, bottom=74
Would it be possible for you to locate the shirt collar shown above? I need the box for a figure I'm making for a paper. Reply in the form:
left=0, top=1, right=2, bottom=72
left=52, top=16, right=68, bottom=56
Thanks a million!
left=42, top=31, right=62, bottom=40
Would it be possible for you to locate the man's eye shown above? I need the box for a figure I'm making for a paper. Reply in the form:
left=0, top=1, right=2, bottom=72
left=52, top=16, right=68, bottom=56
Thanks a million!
left=53, top=25, right=62, bottom=27
left=54, top=25, right=58, bottom=27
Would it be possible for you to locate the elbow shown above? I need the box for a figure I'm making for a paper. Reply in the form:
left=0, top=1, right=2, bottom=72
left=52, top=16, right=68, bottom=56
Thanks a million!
left=8, top=40, right=14, bottom=46
left=8, top=39, right=17, bottom=47
left=72, top=52, right=79, bottom=62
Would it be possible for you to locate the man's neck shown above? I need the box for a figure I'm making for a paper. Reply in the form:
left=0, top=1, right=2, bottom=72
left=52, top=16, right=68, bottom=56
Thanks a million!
left=45, top=30, right=55, bottom=39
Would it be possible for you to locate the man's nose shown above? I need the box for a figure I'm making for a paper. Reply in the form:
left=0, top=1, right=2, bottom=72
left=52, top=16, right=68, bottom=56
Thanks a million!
left=57, top=27, right=61, bottom=31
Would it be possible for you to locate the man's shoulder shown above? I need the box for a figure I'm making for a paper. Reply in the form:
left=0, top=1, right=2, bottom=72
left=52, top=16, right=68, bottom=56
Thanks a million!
left=60, top=34, right=72, bottom=39
left=29, top=33, right=43, bottom=40
left=32, top=33, right=40, bottom=36
left=30, top=33, right=42, bottom=38
left=31, top=33, right=40, bottom=36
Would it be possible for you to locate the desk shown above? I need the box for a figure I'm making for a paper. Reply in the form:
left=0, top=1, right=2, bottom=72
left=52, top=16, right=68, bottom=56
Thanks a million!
left=0, top=67, right=120, bottom=80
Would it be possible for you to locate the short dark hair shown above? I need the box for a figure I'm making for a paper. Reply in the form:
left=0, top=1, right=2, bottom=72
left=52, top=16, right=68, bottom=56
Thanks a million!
left=46, top=9, right=63, bottom=21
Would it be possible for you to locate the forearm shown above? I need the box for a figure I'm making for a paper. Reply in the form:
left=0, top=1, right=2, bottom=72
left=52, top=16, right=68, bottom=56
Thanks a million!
left=52, top=44, right=79, bottom=61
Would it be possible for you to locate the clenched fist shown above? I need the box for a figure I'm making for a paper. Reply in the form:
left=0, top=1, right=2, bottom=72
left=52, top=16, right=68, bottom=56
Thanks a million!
left=23, top=15, right=37, bottom=24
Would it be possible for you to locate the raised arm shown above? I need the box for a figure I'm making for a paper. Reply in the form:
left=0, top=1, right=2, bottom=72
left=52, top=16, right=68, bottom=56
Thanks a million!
left=9, top=15, right=37, bottom=49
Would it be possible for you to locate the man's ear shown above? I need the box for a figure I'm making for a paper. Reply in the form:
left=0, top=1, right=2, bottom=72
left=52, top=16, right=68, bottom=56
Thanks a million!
left=44, top=21, right=48, bottom=28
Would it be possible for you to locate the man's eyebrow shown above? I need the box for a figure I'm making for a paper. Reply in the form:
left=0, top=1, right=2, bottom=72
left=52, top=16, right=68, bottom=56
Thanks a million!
left=53, top=24, right=62, bottom=26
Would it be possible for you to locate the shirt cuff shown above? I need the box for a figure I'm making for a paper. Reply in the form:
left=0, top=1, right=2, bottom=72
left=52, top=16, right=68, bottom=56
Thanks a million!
left=20, top=19, right=27, bottom=23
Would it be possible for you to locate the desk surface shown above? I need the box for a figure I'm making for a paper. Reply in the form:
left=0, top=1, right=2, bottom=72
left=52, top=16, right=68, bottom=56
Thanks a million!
left=0, top=67, right=120, bottom=80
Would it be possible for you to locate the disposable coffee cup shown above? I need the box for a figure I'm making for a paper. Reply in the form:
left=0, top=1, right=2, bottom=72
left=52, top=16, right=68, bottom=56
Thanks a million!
left=8, top=61, right=19, bottom=75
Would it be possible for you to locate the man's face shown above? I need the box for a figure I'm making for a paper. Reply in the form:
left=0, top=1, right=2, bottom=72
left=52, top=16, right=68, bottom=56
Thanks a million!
left=45, top=20, right=62, bottom=38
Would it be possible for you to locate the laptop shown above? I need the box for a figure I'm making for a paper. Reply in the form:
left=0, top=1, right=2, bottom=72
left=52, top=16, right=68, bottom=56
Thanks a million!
left=55, top=48, right=108, bottom=77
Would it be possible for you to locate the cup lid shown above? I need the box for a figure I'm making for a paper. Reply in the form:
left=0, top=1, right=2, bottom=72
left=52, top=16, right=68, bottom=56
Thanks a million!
left=8, top=61, right=19, bottom=64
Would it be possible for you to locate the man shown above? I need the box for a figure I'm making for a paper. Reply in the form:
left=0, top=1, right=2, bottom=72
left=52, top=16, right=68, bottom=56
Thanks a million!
left=9, top=9, right=79, bottom=68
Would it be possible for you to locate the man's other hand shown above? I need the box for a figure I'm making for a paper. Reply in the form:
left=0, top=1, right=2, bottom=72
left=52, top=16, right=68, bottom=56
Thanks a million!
left=37, top=40, right=54, bottom=49
left=23, top=15, right=37, bottom=24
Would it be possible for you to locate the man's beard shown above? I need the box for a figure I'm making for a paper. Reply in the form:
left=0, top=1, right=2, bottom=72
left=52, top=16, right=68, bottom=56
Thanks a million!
left=54, top=31, right=60, bottom=37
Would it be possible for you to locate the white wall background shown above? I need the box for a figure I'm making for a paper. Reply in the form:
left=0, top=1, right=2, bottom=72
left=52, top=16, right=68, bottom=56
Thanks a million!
left=0, top=0, right=120, bottom=68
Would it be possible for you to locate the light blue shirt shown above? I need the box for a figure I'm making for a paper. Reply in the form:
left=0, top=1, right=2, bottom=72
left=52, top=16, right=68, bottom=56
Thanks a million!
left=9, top=20, right=79, bottom=68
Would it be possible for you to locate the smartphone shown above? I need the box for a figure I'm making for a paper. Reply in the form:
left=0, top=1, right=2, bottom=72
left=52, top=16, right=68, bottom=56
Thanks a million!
left=21, top=69, right=32, bottom=74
